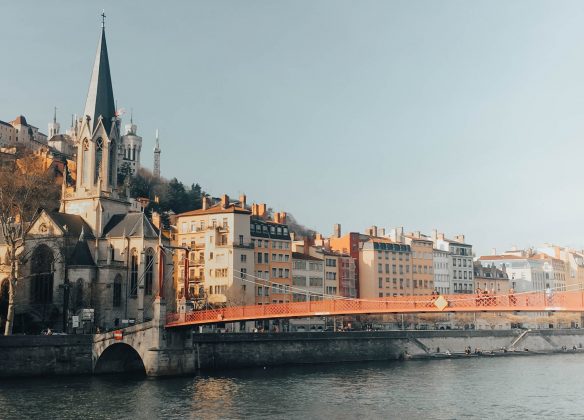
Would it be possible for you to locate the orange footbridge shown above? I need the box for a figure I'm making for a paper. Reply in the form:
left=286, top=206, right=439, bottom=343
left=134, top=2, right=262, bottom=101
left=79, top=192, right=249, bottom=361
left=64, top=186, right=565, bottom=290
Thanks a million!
left=165, top=290, right=584, bottom=327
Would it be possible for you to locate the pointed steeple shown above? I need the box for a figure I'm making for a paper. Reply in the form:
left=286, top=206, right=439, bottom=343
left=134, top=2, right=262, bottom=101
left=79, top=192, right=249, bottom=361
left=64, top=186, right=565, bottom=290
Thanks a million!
left=84, top=13, right=116, bottom=135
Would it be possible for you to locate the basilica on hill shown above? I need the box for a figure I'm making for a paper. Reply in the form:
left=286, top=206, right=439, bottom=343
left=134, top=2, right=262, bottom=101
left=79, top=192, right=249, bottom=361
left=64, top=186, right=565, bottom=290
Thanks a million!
left=0, top=18, right=172, bottom=333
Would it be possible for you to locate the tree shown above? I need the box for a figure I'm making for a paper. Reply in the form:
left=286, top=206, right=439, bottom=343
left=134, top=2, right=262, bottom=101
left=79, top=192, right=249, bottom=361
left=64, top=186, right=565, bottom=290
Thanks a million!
left=0, top=151, right=60, bottom=335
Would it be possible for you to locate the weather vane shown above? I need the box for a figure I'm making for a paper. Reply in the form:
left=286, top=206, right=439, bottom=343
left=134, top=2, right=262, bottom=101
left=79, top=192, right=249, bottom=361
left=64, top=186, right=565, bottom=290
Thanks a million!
left=101, top=10, right=106, bottom=28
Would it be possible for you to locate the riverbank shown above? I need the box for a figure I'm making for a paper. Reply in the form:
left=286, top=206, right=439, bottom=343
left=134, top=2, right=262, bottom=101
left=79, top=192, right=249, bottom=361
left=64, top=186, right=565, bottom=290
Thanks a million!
left=2, top=329, right=584, bottom=377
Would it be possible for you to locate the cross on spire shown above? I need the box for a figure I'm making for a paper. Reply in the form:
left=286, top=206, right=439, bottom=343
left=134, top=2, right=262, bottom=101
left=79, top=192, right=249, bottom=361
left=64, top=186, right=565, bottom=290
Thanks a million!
left=101, top=10, right=106, bottom=28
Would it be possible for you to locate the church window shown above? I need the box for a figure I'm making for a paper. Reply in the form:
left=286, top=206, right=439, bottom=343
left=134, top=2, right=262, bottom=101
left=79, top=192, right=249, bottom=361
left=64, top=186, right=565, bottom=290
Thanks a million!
left=145, top=248, right=154, bottom=296
left=113, top=274, right=122, bottom=307
left=130, top=249, right=138, bottom=297
left=95, top=137, right=103, bottom=183
left=30, top=245, right=54, bottom=304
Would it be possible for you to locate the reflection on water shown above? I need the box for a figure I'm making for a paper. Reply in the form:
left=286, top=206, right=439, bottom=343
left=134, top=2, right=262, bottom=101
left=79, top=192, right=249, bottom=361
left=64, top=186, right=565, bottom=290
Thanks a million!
left=0, top=355, right=583, bottom=419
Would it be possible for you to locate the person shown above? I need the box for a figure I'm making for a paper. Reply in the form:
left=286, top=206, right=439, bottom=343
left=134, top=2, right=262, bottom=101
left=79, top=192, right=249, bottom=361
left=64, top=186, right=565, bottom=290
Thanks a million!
left=545, top=284, right=553, bottom=306
left=47, top=328, right=53, bottom=336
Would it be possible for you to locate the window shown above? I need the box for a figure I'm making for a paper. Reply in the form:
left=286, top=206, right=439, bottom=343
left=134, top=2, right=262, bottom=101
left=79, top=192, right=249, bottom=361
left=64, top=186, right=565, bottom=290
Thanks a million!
left=113, top=275, right=122, bottom=307
left=258, top=253, right=262, bottom=264
left=293, top=276, right=306, bottom=286
left=272, top=268, right=277, bottom=278
left=309, top=277, right=323, bottom=287
left=241, top=268, right=247, bottom=279
left=241, top=254, right=247, bottom=263
left=326, top=272, right=337, bottom=280
left=385, top=264, right=389, bottom=274
left=30, top=245, right=54, bottom=304
left=378, top=264, right=382, bottom=273
left=145, top=248, right=154, bottom=296
left=264, top=253, right=269, bottom=263
left=130, top=249, right=138, bottom=297
left=378, top=277, right=382, bottom=288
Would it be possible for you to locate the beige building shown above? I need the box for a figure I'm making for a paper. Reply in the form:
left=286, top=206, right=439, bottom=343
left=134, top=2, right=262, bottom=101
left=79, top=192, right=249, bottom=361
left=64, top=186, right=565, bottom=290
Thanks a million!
left=359, top=236, right=413, bottom=299
left=0, top=115, right=48, bottom=149
left=172, top=194, right=255, bottom=306
left=404, top=232, right=434, bottom=295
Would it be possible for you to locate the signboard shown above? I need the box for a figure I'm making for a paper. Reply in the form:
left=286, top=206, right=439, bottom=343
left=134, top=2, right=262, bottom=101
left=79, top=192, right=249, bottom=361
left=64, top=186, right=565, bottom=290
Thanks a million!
left=114, top=330, right=123, bottom=341
left=72, top=316, right=80, bottom=328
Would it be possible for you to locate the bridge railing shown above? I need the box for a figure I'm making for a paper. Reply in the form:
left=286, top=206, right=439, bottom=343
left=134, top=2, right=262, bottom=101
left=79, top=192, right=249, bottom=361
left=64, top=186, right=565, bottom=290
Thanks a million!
left=165, top=290, right=584, bottom=327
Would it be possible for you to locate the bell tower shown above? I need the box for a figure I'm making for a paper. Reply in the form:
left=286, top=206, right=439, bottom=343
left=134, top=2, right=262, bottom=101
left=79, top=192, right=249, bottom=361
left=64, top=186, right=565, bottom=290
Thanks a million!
left=62, top=12, right=129, bottom=237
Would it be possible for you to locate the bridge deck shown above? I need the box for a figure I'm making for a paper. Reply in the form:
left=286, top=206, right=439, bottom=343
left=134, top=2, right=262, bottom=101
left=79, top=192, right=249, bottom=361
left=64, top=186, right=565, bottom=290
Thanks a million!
left=165, top=290, right=584, bottom=327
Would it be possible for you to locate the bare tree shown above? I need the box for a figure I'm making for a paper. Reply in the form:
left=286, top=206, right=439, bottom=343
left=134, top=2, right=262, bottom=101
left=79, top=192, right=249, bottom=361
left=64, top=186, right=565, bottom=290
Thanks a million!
left=0, top=151, right=60, bottom=335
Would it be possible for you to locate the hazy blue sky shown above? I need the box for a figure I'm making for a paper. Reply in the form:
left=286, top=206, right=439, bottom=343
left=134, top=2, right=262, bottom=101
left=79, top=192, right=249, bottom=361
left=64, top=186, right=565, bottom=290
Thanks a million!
left=2, top=1, right=584, bottom=255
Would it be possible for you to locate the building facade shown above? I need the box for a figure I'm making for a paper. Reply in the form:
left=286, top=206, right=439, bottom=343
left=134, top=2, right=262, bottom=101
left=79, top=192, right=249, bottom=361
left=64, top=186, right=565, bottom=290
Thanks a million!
left=172, top=195, right=255, bottom=307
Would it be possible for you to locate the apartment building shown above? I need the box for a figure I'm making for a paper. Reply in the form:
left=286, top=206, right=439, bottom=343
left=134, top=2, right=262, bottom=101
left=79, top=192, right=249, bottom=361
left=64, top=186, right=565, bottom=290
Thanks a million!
left=359, top=236, right=413, bottom=299
left=172, top=194, right=255, bottom=306
left=291, top=252, right=324, bottom=301
left=478, top=251, right=546, bottom=292
left=403, top=232, right=434, bottom=295
left=293, top=237, right=357, bottom=299
left=432, top=231, right=473, bottom=294
left=473, top=261, right=510, bottom=293
left=433, top=248, right=450, bottom=294
left=250, top=206, right=293, bottom=305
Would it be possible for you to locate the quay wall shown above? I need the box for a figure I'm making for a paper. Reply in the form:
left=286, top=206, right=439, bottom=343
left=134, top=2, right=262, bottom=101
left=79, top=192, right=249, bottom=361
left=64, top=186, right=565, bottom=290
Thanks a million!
left=3, top=329, right=584, bottom=377
left=0, top=335, right=92, bottom=378
left=175, top=329, right=584, bottom=371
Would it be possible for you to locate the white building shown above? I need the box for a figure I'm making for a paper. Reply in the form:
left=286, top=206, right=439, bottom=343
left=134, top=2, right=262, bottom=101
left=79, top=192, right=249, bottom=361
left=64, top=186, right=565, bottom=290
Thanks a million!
left=478, top=253, right=546, bottom=293
left=432, top=231, right=473, bottom=294
left=433, top=248, right=450, bottom=294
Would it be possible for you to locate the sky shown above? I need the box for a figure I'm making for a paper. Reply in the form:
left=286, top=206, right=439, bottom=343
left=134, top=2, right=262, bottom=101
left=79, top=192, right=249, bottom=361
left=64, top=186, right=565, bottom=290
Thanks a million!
left=2, top=1, right=584, bottom=256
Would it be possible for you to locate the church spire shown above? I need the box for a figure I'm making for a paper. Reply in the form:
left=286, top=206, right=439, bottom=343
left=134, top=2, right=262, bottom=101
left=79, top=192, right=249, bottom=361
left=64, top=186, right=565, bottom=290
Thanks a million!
left=84, top=12, right=115, bottom=134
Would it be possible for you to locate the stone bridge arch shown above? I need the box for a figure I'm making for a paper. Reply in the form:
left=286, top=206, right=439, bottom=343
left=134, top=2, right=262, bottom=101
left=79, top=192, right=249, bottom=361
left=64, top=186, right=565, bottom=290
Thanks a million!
left=94, top=342, right=146, bottom=374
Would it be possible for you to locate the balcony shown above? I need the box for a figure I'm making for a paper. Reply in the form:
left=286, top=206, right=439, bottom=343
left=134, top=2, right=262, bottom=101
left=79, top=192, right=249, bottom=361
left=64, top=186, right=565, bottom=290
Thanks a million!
left=189, top=258, right=205, bottom=265
left=234, top=242, right=255, bottom=249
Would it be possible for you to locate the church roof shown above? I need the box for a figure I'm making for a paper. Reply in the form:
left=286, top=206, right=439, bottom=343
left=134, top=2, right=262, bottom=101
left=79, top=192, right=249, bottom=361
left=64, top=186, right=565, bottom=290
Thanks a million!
left=103, top=213, right=159, bottom=239
left=84, top=26, right=116, bottom=134
left=47, top=212, right=95, bottom=239
left=69, top=239, right=96, bottom=267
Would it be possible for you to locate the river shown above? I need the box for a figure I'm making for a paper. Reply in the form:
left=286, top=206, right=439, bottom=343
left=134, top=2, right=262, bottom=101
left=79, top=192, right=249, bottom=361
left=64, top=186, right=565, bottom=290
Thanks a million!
left=0, top=354, right=582, bottom=419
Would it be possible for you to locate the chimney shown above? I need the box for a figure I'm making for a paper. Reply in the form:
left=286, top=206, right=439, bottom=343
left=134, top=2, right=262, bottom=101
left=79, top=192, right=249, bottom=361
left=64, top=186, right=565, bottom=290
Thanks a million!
left=274, top=212, right=280, bottom=224
left=151, top=211, right=161, bottom=230
left=397, top=227, right=404, bottom=242
left=290, top=232, right=296, bottom=241
left=415, top=231, right=421, bottom=239
left=202, top=195, right=208, bottom=210
left=455, top=234, right=465, bottom=243
left=251, top=203, right=257, bottom=216
left=333, top=223, right=341, bottom=239
left=379, top=228, right=386, bottom=237
left=258, top=203, right=267, bottom=218
left=432, top=229, right=438, bottom=241
left=491, top=248, right=497, bottom=256
left=315, top=233, right=323, bottom=241
left=221, top=194, right=229, bottom=209
left=239, top=194, right=247, bottom=209
left=279, top=212, right=287, bottom=225
left=371, top=225, right=378, bottom=237
left=303, top=236, right=312, bottom=255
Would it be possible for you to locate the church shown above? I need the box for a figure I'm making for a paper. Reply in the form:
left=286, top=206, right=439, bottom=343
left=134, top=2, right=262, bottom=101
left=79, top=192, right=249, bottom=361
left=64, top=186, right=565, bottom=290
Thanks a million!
left=0, top=18, right=172, bottom=333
